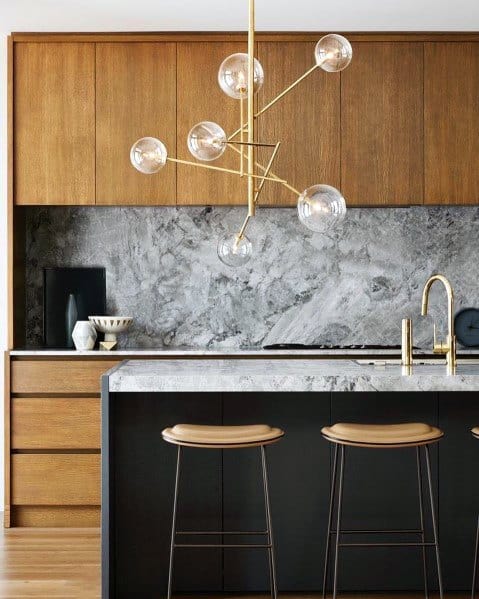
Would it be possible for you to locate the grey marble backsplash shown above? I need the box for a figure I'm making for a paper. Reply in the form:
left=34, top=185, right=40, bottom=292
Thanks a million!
left=25, top=206, right=479, bottom=349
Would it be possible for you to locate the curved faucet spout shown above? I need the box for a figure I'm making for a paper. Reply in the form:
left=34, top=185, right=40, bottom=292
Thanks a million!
left=421, top=274, right=456, bottom=375
left=421, top=274, right=454, bottom=330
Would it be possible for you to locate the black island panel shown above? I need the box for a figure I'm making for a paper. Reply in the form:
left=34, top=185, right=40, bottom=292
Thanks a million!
left=102, top=388, right=479, bottom=597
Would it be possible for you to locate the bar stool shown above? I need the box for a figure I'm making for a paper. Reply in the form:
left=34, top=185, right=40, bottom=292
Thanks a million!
left=321, top=422, right=444, bottom=599
left=471, top=426, right=479, bottom=598
left=162, top=423, right=284, bottom=599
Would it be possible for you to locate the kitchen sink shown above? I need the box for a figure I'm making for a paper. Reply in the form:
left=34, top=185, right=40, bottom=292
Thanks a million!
left=356, top=358, right=479, bottom=366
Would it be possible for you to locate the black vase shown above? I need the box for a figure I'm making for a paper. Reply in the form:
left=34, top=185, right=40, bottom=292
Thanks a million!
left=65, top=293, right=78, bottom=349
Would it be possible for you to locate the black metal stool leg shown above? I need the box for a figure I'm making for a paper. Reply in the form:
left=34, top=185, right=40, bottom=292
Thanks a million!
left=472, top=514, right=479, bottom=599
left=424, top=445, right=443, bottom=599
left=167, top=445, right=182, bottom=599
left=332, top=445, right=345, bottom=599
left=322, top=443, right=339, bottom=598
left=416, top=446, right=429, bottom=599
left=261, top=445, right=278, bottom=599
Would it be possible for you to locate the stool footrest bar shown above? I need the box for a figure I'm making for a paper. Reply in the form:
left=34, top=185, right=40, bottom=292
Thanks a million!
left=176, top=530, right=268, bottom=536
left=174, top=543, right=272, bottom=549
left=331, top=529, right=423, bottom=535
left=339, top=542, right=436, bottom=548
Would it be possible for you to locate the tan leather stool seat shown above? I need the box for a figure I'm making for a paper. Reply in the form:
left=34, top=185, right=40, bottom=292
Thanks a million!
left=162, top=423, right=285, bottom=448
left=321, top=422, right=443, bottom=448
left=472, top=427, right=479, bottom=439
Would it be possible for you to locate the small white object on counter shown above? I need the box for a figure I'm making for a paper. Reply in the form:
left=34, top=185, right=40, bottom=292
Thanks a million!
left=89, top=316, right=133, bottom=350
left=72, top=321, right=97, bottom=351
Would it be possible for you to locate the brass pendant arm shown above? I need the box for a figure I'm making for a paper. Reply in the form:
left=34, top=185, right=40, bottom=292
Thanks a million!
left=227, top=144, right=301, bottom=196
left=228, top=141, right=278, bottom=148
left=228, top=62, right=320, bottom=141
left=236, top=141, right=281, bottom=241
left=167, top=157, right=286, bottom=184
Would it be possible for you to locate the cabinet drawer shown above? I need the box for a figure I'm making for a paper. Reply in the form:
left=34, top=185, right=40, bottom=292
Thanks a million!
left=11, top=359, right=118, bottom=394
left=11, top=454, right=100, bottom=505
left=12, top=398, right=100, bottom=449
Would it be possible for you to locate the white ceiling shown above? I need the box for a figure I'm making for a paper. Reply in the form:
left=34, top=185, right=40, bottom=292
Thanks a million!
left=1, top=0, right=478, bottom=35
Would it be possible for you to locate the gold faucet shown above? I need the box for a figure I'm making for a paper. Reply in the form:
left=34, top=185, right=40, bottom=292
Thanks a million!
left=421, top=274, right=457, bottom=375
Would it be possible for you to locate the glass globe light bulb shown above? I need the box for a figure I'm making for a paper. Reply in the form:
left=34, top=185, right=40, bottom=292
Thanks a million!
left=218, top=53, right=264, bottom=100
left=315, top=34, right=353, bottom=72
left=187, top=121, right=227, bottom=162
left=297, top=184, right=347, bottom=233
left=130, top=137, right=168, bottom=174
left=217, top=233, right=252, bottom=267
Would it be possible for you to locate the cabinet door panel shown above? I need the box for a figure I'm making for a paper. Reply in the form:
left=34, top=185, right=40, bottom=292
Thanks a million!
left=11, top=359, right=118, bottom=394
left=257, top=42, right=340, bottom=206
left=12, top=454, right=100, bottom=505
left=341, top=42, right=423, bottom=206
left=14, top=43, right=95, bottom=205
left=438, top=393, right=479, bottom=589
left=177, top=42, right=248, bottom=205
left=223, top=392, right=331, bottom=592
left=331, top=392, right=438, bottom=591
left=425, top=42, right=479, bottom=204
left=12, top=397, right=100, bottom=449
left=96, top=43, right=176, bottom=205
left=111, top=392, right=222, bottom=594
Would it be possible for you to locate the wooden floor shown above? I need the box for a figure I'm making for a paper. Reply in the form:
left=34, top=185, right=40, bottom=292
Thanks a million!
left=0, top=526, right=470, bottom=598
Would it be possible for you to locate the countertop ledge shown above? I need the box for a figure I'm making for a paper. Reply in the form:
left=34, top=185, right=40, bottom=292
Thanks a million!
left=10, top=347, right=479, bottom=357
left=106, top=358, right=479, bottom=393
left=7, top=347, right=425, bottom=357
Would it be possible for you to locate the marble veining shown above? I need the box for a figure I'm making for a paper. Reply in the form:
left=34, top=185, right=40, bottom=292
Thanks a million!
left=25, top=206, right=479, bottom=349
left=107, top=358, right=479, bottom=393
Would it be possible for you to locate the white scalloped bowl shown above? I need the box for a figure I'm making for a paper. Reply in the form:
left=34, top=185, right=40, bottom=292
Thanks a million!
left=88, top=316, right=133, bottom=341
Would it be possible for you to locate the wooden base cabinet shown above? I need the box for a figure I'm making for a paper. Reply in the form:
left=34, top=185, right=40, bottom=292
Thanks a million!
left=5, top=357, right=117, bottom=527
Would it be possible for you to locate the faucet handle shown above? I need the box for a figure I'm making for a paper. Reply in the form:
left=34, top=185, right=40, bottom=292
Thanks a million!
left=433, top=322, right=448, bottom=354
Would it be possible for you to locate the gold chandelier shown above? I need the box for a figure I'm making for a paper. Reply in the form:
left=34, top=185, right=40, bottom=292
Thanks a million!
left=130, top=0, right=352, bottom=266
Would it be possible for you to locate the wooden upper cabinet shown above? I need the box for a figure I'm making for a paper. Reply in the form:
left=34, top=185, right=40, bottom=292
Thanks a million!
left=14, top=43, right=95, bottom=205
left=96, top=43, right=176, bottom=205
left=257, top=42, right=340, bottom=206
left=425, top=43, right=479, bottom=204
left=177, top=42, right=248, bottom=205
left=341, top=42, right=423, bottom=206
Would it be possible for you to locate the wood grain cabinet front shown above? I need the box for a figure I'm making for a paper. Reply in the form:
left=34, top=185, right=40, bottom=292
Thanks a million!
left=425, top=42, right=479, bottom=204
left=257, top=41, right=340, bottom=206
left=95, top=42, right=177, bottom=205
left=14, top=43, right=96, bottom=205
left=11, top=359, right=118, bottom=394
left=341, top=42, right=423, bottom=206
left=12, top=398, right=100, bottom=450
left=176, top=42, right=249, bottom=205
left=11, top=454, right=100, bottom=505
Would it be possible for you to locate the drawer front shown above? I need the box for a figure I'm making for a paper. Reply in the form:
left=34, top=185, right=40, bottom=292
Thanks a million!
left=11, top=359, right=118, bottom=394
left=12, top=454, right=100, bottom=505
left=12, top=398, right=100, bottom=449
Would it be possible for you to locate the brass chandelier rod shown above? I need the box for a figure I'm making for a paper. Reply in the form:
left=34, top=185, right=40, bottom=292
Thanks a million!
left=236, top=141, right=281, bottom=242
left=247, top=0, right=256, bottom=217
left=228, top=61, right=321, bottom=142
left=227, top=143, right=302, bottom=196
left=167, top=156, right=286, bottom=183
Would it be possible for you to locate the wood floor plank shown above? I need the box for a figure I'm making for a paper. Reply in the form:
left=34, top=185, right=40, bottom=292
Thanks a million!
left=0, top=526, right=469, bottom=598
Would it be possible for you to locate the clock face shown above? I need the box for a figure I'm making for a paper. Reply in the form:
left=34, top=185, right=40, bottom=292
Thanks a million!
left=455, top=308, right=479, bottom=347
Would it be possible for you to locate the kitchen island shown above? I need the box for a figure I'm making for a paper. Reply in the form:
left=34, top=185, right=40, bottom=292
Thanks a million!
left=102, top=359, right=479, bottom=597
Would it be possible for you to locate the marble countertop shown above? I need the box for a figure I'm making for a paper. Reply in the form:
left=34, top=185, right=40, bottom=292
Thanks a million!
left=106, top=358, right=479, bottom=393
